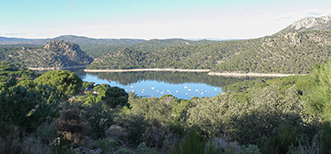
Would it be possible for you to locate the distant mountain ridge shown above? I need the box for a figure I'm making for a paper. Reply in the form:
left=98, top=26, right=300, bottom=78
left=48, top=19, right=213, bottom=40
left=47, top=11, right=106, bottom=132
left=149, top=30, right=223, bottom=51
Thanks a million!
left=0, top=35, right=145, bottom=47
left=277, top=16, right=331, bottom=34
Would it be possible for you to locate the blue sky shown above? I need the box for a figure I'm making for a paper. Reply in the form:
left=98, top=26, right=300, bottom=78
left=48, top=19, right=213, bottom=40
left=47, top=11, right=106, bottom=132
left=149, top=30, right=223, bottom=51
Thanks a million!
left=1, top=0, right=331, bottom=39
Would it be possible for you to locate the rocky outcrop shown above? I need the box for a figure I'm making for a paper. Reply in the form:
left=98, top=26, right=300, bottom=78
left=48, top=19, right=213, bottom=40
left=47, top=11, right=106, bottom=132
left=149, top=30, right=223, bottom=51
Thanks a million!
left=43, top=40, right=93, bottom=66
left=277, top=16, right=331, bottom=34
left=10, top=40, right=93, bottom=69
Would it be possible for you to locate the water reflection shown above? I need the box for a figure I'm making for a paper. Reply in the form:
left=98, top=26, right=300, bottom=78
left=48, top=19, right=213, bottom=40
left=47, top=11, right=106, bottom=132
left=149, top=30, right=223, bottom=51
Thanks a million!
left=69, top=70, right=261, bottom=100
left=38, top=69, right=269, bottom=100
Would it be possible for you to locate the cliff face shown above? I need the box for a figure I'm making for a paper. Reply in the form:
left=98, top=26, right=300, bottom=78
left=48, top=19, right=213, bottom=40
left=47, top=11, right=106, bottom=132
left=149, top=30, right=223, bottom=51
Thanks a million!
left=277, top=16, right=331, bottom=34
left=9, top=40, right=93, bottom=68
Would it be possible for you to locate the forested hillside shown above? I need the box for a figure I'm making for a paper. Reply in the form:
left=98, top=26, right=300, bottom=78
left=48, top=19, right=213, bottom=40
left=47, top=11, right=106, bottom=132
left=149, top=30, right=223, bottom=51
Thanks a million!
left=212, top=30, right=331, bottom=74
left=0, top=36, right=221, bottom=59
left=0, top=40, right=93, bottom=68
left=87, top=39, right=261, bottom=69
left=82, top=38, right=220, bottom=58
left=87, top=30, right=331, bottom=74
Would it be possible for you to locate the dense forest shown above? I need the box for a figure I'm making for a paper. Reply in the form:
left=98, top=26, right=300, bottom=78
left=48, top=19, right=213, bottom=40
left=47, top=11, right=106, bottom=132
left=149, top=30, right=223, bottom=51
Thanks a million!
left=87, top=30, right=331, bottom=74
left=2, top=58, right=331, bottom=153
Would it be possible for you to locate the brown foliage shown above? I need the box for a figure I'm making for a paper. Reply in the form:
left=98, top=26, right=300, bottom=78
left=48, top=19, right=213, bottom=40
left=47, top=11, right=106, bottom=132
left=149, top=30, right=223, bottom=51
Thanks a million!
left=55, top=107, right=89, bottom=144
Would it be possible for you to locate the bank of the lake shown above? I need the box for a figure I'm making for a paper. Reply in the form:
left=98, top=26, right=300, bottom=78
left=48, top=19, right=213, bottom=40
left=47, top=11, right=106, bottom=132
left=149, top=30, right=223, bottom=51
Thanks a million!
left=84, top=68, right=210, bottom=72
left=28, top=65, right=88, bottom=71
left=83, top=68, right=303, bottom=77
left=208, top=72, right=305, bottom=77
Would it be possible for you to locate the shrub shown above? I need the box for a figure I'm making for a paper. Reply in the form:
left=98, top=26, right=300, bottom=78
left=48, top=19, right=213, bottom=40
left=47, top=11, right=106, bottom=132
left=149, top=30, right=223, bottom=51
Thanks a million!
left=144, top=119, right=165, bottom=149
left=80, top=101, right=114, bottom=139
left=115, top=113, right=149, bottom=146
left=56, top=107, right=89, bottom=144
left=262, top=126, right=298, bottom=154
left=105, top=125, right=127, bottom=145
left=321, top=121, right=331, bottom=153
left=135, top=144, right=156, bottom=154
left=96, top=138, right=120, bottom=154
left=171, top=128, right=205, bottom=154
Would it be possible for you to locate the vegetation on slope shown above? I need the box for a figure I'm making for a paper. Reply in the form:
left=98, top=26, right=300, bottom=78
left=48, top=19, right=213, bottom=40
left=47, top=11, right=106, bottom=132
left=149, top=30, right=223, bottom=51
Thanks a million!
left=213, top=30, right=331, bottom=74
left=0, top=40, right=93, bottom=68
left=3, top=58, right=331, bottom=153
left=82, top=38, right=220, bottom=58
left=87, top=30, right=331, bottom=75
left=87, top=39, right=260, bottom=69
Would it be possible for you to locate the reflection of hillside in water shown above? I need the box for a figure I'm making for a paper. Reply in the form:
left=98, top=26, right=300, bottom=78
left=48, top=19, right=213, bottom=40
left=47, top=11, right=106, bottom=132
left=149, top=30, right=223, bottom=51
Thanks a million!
left=87, top=71, right=270, bottom=87
left=35, top=68, right=87, bottom=76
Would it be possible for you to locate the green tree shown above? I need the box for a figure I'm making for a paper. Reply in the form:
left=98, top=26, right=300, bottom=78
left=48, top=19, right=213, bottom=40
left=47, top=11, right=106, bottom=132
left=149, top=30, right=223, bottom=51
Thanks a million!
left=82, top=81, right=95, bottom=90
left=94, top=84, right=110, bottom=93
left=0, top=78, right=61, bottom=133
left=96, top=86, right=128, bottom=108
left=34, top=70, right=82, bottom=96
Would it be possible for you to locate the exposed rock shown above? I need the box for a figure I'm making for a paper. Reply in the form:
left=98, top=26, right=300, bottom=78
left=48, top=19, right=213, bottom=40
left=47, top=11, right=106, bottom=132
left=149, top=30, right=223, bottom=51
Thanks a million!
left=277, top=16, right=331, bottom=34
left=10, top=40, right=93, bottom=68
left=43, top=40, right=93, bottom=65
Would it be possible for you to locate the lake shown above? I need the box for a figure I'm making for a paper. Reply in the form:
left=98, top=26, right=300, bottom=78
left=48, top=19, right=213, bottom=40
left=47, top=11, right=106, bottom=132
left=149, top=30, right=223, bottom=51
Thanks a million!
left=69, top=69, right=261, bottom=100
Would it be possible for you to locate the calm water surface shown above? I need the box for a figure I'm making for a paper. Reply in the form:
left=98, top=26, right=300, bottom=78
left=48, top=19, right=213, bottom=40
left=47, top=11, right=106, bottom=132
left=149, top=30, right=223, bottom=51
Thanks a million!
left=81, top=74, right=222, bottom=99
left=70, top=69, right=256, bottom=100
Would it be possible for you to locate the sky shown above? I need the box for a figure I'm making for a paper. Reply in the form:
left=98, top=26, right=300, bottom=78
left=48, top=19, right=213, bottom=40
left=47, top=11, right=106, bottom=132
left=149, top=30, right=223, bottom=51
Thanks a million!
left=1, top=0, right=331, bottom=40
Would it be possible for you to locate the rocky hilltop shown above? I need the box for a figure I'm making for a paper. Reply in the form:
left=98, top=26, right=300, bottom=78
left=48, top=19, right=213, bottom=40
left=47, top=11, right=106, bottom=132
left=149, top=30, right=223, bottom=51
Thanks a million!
left=43, top=40, right=93, bottom=65
left=3, top=40, right=93, bottom=69
left=277, top=16, right=331, bottom=34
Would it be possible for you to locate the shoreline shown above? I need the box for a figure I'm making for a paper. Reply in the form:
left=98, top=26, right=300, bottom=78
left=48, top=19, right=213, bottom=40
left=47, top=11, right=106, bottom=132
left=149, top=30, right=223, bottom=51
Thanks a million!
left=28, top=65, right=87, bottom=70
left=26, top=67, right=304, bottom=77
left=208, top=72, right=304, bottom=77
left=83, top=68, right=210, bottom=72
left=83, top=68, right=304, bottom=77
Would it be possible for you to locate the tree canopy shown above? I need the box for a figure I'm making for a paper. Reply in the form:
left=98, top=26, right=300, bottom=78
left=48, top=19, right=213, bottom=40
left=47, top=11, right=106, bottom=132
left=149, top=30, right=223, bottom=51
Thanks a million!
left=34, top=70, right=82, bottom=96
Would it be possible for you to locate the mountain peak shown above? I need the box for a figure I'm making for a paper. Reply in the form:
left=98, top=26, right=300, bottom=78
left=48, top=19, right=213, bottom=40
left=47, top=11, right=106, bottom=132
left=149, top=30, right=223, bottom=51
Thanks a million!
left=277, top=16, right=331, bottom=34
